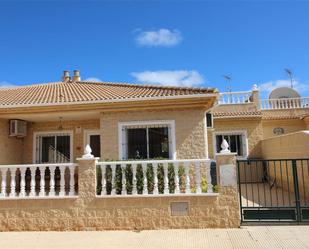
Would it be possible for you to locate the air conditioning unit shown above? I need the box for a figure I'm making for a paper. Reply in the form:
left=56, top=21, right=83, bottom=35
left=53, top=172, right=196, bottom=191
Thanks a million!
left=9, top=120, right=27, bottom=137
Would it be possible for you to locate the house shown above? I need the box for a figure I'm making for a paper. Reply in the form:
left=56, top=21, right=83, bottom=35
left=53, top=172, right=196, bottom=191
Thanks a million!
left=0, top=70, right=217, bottom=165
left=0, top=70, right=307, bottom=230
left=0, top=70, right=243, bottom=231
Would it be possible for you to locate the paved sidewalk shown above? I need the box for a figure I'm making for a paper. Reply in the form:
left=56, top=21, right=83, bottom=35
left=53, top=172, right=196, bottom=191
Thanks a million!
left=0, top=226, right=308, bottom=249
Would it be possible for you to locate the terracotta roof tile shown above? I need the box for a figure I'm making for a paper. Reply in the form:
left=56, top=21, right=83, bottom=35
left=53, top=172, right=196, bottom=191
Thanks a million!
left=0, top=81, right=217, bottom=107
left=213, top=110, right=262, bottom=118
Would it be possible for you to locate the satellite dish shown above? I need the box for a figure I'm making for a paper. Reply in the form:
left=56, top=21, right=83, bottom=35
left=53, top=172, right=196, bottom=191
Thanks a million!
left=269, top=87, right=300, bottom=99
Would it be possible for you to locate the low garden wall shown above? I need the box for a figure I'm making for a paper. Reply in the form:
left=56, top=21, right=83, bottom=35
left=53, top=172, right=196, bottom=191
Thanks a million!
left=0, top=155, right=240, bottom=231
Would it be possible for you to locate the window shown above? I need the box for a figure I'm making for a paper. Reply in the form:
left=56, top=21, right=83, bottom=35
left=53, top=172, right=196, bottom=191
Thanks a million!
left=35, top=132, right=72, bottom=163
left=214, top=131, right=248, bottom=157
left=206, top=113, right=213, bottom=128
left=119, top=120, right=176, bottom=160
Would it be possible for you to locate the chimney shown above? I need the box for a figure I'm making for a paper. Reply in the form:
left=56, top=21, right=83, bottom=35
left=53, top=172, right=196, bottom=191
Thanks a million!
left=73, top=70, right=81, bottom=82
left=62, top=70, right=70, bottom=82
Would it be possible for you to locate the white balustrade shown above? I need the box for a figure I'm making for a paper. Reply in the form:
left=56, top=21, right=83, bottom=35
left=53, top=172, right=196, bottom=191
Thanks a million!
left=153, top=163, right=159, bottom=195
left=69, top=165, right=75, bottom=196
left=10, top=169, right=16, bottom=197
left=111, top=165, right=116, bottom=195
left=163, top=162, right=169, bottom=194
left=0, top=163, right=78, bottom=199
left=96, top=159, right=216, bottom=197
left=219, top=91, right=252, bottom=104
left=1, top=168, right=7, bottom=197
left=132, top=164, right=137, bottom=195
left=100, top=165, right=106, bottom=195
left=260, top=97, right=309, bottom=110
left=121, top=165, right=127, bottom=195
left=142, top=163, right=148, bottom=195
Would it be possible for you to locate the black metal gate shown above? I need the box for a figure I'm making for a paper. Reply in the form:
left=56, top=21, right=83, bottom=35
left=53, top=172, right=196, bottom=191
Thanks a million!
left=237, top=159, right=309, bottom=223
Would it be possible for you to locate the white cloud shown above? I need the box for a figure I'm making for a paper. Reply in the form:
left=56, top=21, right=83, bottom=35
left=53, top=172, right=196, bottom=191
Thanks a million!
left=259, top=79, right=309, bottom=94
left=135, top=29, right=182, bottom=47
left=83, top=77, right=102, bottom=82
left=131, top=70, right=205, bottom=87
left=0, top=81, right=17, bottom=88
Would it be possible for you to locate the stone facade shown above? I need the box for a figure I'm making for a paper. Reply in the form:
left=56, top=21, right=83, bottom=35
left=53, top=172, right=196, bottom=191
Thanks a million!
left=262, top=119, right=306, bottom=138
left=100, top=108, right=208, bottom=160
left=0, top=119, right=23, bottom=164
left=22, top=119, right=100, bottom=164
left=0, top=155, right=240, bottom=231
left=208, top=118, right=263, bottom=159
left=261, top=130, right=309, bottom=159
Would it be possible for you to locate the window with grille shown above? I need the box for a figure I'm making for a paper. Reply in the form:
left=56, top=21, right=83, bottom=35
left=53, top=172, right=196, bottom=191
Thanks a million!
left=35, top=132, right=72, bottom=163
left=120, top=121, right=175, bottom=160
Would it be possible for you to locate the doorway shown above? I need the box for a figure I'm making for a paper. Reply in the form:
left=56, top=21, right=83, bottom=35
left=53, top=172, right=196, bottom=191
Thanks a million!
left=85, top=130, right=101, bottom=158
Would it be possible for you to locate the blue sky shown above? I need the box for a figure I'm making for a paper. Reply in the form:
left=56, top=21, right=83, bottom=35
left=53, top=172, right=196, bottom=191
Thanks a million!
left=0, top=1, right=308, bottom=98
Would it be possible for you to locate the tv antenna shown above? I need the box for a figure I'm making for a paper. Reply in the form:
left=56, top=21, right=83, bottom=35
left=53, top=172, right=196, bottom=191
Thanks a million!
left=284, top=68, right=294, bottom=89
left=222, top=75, right=232, bottom=92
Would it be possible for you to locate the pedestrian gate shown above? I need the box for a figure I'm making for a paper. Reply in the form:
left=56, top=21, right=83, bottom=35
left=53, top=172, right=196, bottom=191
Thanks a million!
left=237, top=159, right=309, bottom=223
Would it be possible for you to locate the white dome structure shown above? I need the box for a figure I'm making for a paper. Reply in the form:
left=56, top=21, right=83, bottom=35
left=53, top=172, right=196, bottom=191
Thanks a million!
left=269, top=87, right=300, bottom=99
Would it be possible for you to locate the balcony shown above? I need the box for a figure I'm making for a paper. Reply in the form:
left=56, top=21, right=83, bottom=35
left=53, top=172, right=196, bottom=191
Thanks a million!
left=218, top=91, right=252, bottom=105
left=260, top=97, right=309, bottom=110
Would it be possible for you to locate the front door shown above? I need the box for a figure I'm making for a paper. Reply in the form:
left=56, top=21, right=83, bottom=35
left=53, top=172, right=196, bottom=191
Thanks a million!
left=85, top=130, right=101, bottom=158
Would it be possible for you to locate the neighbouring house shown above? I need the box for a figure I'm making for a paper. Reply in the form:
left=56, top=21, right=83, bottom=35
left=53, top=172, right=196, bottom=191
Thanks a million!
left=208, top=85, right=309, bottom=159
left=210, top=85, right=309, bottom=224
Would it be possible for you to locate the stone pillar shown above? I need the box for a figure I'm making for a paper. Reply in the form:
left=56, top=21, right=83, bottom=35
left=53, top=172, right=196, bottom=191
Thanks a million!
left=77, top=145, right=100, bottom=205
left=215, top=149, right=240, bottom=227
left=251, top=84, right=260, bottom=108
left=215, top=153, right=237, bottom=187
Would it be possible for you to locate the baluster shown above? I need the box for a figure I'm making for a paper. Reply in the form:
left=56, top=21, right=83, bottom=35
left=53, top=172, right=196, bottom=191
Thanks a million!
left=121, top=164, right=127, bottom=195
left=9, top=169, right=16, bottom=197
left=49, top=166, right=55, bottom=196
left=163, top=163, right=169, bottom=194
left=206, top=162, right=213, bottom=193
left=39, top=166, right=46, bottom=197
left=184, top=162, right=190, bottom=194
left=69, top=165, right=75, bottom=196
left=59, top=166, right=65, bottom=196
left=30, top=167, right=36, bottom=196
left=111, top=165, right=116, bottom=195
left=20, top=168, right=26, bottom=197
left=101, top=165, right=106, bottom=195
left=1, top=168, right=7, bottom=197
left=174, top=162, right=180, bottom=194
left=195, top=162, right=202, bottom=194
left=132, top=164, right=137, bottom=195
left=142, top=163, right=148, bottom=195
left=153, top=163, right=159, bottom=195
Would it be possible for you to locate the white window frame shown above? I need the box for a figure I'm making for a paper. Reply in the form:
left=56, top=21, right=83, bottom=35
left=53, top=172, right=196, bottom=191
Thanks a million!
left=33, top=130, right=74, bottom=163
left=212, top=130, right=248, bottom=159
left=84, top=129, right=101, bottom=158
left=118, top=120, right=176, bottom=160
